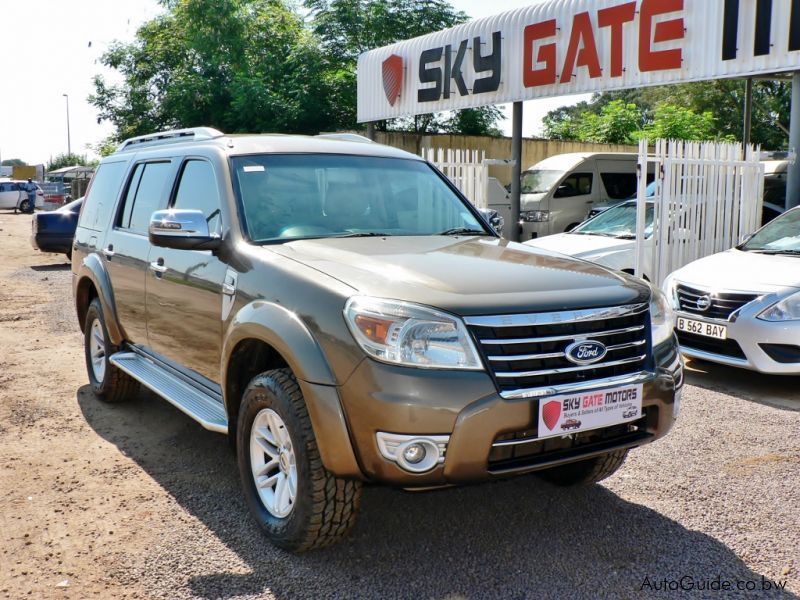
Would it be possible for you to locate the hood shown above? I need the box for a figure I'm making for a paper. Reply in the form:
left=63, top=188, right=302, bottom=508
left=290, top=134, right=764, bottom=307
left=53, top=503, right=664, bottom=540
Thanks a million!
left=672, top=248, right=800, bottom=292
left=520, top=192, right=547, bottom=209
left=267, top=236, right=649, bottom=315
left=525, top=233, right=636, bottom=260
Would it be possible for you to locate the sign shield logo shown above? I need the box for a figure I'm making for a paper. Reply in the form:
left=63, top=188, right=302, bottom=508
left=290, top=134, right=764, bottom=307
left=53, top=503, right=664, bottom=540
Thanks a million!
left=542, top=400, right=562, bottom=431
left=382, top=54, right=403, bottom=106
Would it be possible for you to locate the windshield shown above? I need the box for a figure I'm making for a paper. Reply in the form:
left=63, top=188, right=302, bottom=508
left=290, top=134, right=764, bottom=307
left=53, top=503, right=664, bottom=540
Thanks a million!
left=573, top=202, right=654, bottom=239
left=741, top=207, right=800, bottom=253
left=521, top=169, right=564, bottom=194
left=232, top=154, right=488, bottom=242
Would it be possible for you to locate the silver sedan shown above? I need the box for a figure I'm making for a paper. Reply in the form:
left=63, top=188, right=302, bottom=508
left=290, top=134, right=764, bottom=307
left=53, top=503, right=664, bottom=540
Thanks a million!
left=663, top=206, right=800, bottom=374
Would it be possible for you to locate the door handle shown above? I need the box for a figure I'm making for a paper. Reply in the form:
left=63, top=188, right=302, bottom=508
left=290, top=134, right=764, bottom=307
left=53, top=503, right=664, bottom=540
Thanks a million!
left=149, top=259, right=167, bottom=274
left=103, top=245, right=115, bottom=258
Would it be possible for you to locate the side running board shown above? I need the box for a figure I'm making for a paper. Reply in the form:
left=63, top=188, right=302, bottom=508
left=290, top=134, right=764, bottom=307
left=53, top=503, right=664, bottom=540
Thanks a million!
left=109, top=352, right=228, bottom=434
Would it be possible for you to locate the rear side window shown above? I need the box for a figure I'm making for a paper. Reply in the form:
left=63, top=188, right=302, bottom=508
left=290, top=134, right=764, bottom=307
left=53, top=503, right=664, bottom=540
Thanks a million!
left=117, top=162, right=172, bottom=234
left=601, top=173, right=638, bottom=200
left=78, top=161, right=128, bottom=231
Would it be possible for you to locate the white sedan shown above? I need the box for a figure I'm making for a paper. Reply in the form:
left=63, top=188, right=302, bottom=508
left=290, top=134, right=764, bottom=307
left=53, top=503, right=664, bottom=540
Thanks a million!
left=663, top=206, right=800, bottom=374
left=524, top=200, right=655, bottom=280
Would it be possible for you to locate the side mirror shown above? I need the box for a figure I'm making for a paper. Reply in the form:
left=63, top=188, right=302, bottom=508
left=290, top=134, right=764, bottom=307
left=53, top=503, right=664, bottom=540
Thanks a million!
left=149, top=209, right=221, bottom=251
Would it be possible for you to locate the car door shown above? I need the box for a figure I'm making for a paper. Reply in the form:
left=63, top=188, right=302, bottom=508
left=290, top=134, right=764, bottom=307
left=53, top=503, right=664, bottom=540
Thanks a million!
left=551, top=171, right=594, bottom=233
left=145, top=158, right=228, bottom=382
left=103, top=160, right=174, bottom=344
left=0, top=182, right=15, bottom=208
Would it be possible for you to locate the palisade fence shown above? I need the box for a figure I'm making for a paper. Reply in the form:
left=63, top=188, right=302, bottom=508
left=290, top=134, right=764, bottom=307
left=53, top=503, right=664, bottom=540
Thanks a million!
left=635, top=139, right=765, bottom=287
left=422, top=148, right=489, bottom=208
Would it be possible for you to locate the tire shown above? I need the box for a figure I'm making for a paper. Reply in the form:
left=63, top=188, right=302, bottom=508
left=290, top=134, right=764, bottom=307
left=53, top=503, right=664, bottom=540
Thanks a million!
left=237, top=368, right=362, bottom=552
left=84, top=298, right=139, bottom=403
left=536, top=449, right=629, bottom=486
left=19, top=199, right=31, bottom=213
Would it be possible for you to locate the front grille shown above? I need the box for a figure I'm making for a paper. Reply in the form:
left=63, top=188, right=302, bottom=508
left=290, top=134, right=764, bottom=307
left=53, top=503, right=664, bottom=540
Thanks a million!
left=676, top=331, right=747, bottom=360
left=676, top=284, right=759, bottom=320
left=466, top=304, right=650, bottom=396
left=487, top=410, right=655, bottom=473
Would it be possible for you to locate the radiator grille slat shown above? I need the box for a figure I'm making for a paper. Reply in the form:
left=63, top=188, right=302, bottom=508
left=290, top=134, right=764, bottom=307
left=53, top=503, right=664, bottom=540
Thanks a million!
left=676, top=284, right=759, bottom=320
left=466, top=304, right=651, bottom=395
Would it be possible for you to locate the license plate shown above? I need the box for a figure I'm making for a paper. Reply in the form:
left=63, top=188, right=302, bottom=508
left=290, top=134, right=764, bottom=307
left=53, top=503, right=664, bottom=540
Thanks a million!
left=676, top=316, right=727, bottom=339
left=537, top=384, right=643, bottom=440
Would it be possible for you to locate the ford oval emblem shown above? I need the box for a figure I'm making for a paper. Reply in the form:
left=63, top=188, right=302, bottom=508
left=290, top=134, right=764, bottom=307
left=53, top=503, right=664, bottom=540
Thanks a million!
left=565, top=340, right=608, bottom=365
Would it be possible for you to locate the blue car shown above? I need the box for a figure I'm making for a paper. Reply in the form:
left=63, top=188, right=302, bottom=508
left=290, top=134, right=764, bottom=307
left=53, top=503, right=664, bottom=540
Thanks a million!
left=31, top=198, right=82, bottom=259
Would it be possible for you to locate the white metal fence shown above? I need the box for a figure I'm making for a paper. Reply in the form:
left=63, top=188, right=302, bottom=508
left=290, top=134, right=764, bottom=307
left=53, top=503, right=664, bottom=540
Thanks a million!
left=635, top=139, right=764, bottom=287
left=422, top=148, right=489, bottom=208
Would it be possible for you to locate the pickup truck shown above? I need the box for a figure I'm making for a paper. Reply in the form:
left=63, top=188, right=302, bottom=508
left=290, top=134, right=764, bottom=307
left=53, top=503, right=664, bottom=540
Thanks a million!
left=71, top=128, right=683, bottom=552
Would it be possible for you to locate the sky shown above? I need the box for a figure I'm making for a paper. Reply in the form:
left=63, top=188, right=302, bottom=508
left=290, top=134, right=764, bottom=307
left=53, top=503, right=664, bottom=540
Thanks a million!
left=0, top=0, right=590, bottom=167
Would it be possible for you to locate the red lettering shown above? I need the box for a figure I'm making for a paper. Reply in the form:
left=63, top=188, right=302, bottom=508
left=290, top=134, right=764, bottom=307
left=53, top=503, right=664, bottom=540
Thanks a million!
left=598, top=2, right=636, bottom=77
left=560, top=12, right=602, bottom=83
left=523, top=20, right=557, bottom=87
left=639, top=0, right=684, bottom=72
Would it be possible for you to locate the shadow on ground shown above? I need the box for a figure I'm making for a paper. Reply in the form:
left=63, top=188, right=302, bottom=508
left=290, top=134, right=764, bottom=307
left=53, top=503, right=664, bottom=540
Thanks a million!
left=684, top=358, right=800, bottom=411
left=77, top=385, right=796, bottom=600
left=30, top=263, right=70, bottom=272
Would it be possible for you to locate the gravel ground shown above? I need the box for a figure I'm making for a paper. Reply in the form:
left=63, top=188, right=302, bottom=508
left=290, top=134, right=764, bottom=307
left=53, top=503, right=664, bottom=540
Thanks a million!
left=0, top=213, right=798, bottom=599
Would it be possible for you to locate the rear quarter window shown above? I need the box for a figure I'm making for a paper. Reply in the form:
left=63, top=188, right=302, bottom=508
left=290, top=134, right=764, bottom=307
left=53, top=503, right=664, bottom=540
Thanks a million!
left=78, top=161, right=128, bottom=231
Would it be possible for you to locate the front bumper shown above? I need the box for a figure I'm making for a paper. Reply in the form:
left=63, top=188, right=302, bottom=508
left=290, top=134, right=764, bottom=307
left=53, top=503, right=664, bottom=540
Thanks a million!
left=676, top=310, right=800, bottom=375
left=335, top=341, right=682, bottom=487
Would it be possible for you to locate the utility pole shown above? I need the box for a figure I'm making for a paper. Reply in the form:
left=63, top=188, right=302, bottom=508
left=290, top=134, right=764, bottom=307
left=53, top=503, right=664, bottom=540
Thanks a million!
left=63, top=94, right=72, bottom=156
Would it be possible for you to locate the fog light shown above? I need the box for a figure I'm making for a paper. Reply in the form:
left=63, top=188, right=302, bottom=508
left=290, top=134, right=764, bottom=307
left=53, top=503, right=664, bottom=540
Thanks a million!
left=375, top=433, right=449, bottom=474
left=403, top=443, right=426, bottom=464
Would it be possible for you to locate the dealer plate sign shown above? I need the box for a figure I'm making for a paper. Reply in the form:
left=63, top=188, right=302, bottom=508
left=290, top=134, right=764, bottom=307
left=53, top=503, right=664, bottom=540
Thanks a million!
left=537, top=384, right=643, bottom=439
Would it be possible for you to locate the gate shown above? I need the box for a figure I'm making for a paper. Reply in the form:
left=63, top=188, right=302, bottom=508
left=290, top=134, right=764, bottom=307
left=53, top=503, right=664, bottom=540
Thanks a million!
left=423, top=148, right=489, bottom=208
left=635, top=139, right=765, bottom=286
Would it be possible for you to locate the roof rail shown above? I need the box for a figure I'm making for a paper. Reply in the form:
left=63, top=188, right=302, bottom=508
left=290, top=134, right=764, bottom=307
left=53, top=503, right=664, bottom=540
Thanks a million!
left=117, top=127, right=225, bottom=152
left=316, top=133, right=374, bottom=144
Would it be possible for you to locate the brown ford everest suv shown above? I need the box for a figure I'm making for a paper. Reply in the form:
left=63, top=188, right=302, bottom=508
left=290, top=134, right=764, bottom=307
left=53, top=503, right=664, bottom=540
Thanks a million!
left=72, top=128, right=683, bottom=552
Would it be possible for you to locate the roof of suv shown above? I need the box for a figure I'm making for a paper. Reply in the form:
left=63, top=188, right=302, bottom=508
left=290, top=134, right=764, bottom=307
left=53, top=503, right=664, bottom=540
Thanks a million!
left=112, top=128, right=421, bottom=162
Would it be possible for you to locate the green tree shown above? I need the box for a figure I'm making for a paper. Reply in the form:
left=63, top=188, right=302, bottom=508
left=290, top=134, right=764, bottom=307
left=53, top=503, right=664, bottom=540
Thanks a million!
left=1, top=158, right=27, bottom=166
left=543, top=81, right=789, bottom=148
left=90, top=0, right=337, bottom=140
left=576, top=100, right=641, bottom=144
left=305, top=0, right=504, bottom=135
left=638, top=104, right=723, bottom=141
left=47, top=153, right=93, bottom=173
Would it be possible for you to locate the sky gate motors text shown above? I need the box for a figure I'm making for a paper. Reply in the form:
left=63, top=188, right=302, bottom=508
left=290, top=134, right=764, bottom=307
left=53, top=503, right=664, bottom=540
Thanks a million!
left=414, top=0, right=685, bottom=103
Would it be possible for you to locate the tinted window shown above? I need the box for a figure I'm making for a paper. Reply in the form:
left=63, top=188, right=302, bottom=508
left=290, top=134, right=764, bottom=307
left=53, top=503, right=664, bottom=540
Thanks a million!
left=232, top=154, right=485, bottom=242
left=78, top=161, right=128, bottom=231
left=173, top=160, right=221, bottom=234
left=601, top=172, right=638, bottom=200
left=554, top=173, right=593, bottom=198
left=0, top=183, right=10, bottom=192
left=126, top=162, right=172, bottom=234
left=118, top=164, right=145, bottom=229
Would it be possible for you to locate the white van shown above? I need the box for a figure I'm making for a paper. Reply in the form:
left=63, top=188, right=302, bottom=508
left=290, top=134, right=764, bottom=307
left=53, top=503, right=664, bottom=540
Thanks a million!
left=518, top=152, right=645, bottom=239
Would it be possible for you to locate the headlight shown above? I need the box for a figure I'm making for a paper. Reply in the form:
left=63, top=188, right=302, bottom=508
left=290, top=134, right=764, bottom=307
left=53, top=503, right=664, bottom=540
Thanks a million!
left=520, top=210, right=550, bottom=222
left=344, top=297, right=483, bottom=370
left=650, top=287, right=675, bottom=345
left=758, top=291, right=800, bottom=321
left=661, top=274, right=680, bottom=310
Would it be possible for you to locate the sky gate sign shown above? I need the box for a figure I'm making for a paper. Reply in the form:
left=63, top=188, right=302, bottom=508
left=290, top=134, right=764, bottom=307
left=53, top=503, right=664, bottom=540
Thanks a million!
left=357, top=0, right=800, bottom=123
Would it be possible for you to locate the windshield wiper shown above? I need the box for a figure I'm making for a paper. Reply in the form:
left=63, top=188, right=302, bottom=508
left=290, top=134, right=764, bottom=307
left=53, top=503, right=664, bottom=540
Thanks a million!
left=436, top=228, right=490, bottom=236
left=614, top=233, right=637, bottom=240
left=748, top=249, right=800, bottom=255
left=334, top=232, right=392, bottom=238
